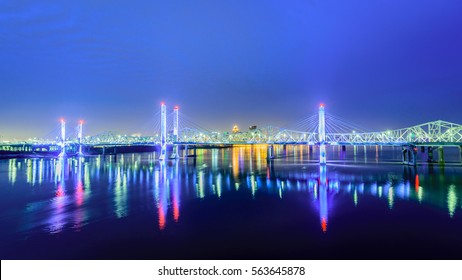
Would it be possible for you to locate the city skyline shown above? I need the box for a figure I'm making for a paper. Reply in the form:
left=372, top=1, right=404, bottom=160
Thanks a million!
left=1, top=1, right=462, bottom=139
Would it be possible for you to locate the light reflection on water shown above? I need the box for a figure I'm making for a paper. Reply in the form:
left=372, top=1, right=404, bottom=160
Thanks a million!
left=1, top=145, right=462, bottom=258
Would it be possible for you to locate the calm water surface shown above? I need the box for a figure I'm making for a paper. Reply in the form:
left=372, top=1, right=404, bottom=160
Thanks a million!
left=1, top=145, right=462, bottom=259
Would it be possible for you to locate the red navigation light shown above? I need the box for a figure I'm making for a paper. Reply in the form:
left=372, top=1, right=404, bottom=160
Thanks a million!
left=174, top=105, right=179, bottom=110
left=60, top=118, right=65, bottom=123
left=160, top=101, right=165, bottom=105
left=79, top=120, right=84, bottom=125
left=320, top=103, right=325, bottom=108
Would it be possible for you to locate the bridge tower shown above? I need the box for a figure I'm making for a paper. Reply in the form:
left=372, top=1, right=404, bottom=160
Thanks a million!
left=171, top=105, right=179, bottom=159
left=59, top=119, right=66, bottom=157
left=318, top=104, right=326, bottom=165
left=159, top=102, right=167, bottom=160
left=77, top=120, right=84, bottom=156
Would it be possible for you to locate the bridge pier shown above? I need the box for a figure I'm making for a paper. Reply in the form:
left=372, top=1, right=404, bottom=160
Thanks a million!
left=402, top=145, right=416, bottom=166
left=410, top=148, right=417, bottom=165
left=459, top=146, right=462, bottom=165
left=266, top=159, right=275, bottom=178
left=438, top=146, right=445, bottom=165
left=267, top=144, right=275, bottom=160
left=159, top=145, right=167, bottom=160
left=427, top=146, right=434, bottom=162
left=170, top=144, right=179, bottom=159
left=340, top=145, right=346, bottom=160
left=319, top=144, right=326, bottom=165
left=363, top=145, right=367, bottom=163
left=183, top=145, right=197, bottom=158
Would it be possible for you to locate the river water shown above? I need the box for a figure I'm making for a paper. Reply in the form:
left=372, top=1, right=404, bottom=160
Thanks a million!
left=1, top=145, right=462, bottom=259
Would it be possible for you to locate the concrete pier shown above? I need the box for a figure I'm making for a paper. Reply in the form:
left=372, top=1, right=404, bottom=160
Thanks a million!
left=438, top=146, right=444, bottom=165
left=460, top=146, right=462, bottom=165
left=402, top=145, right=417, bottom=166
left=183, top=145, right=197, bottom=158
left=267, top=144, right=274, bottom=160
left=427, top=146, right=434, bottom=162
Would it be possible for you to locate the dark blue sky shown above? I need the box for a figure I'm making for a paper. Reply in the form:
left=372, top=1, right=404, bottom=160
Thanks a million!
left=1, top=0, right=462, bottom=139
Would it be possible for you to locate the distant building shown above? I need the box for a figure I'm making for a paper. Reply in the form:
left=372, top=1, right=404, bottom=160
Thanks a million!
left=232, top=125, right=239, bottom=133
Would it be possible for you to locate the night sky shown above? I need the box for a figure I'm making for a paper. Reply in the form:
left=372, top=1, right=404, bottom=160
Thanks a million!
left=1, top=0, right=462, bottom=139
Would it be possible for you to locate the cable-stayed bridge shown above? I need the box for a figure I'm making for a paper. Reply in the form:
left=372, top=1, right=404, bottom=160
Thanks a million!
left=1, top=104, right=461, bottom=165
